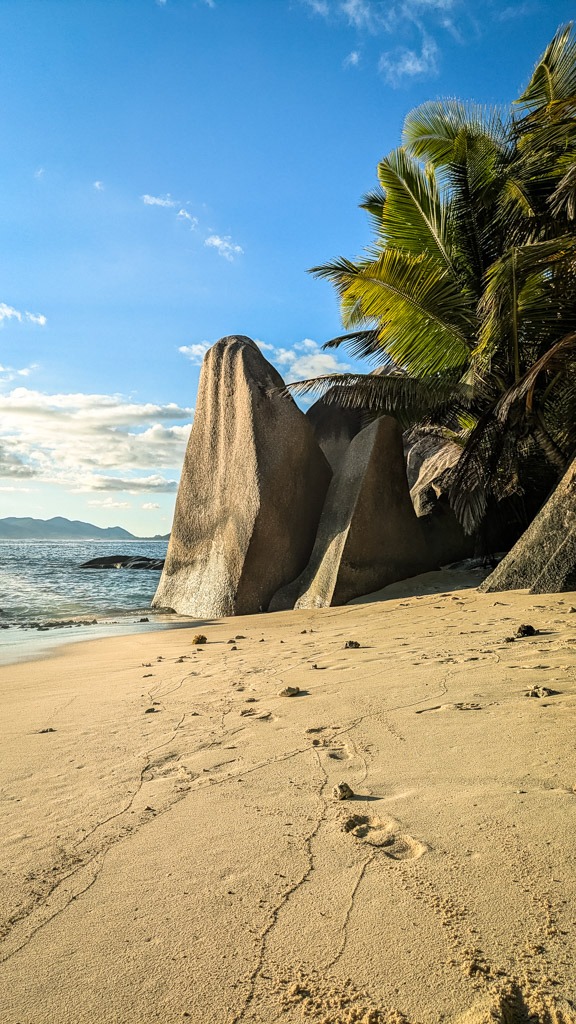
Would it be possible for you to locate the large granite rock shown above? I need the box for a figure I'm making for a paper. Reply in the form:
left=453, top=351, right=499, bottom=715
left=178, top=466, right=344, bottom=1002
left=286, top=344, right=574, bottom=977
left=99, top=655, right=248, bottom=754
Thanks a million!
left=306, top=392, right=364, bottom=473
left=153, top=336, right=332, bottom=617
left=269, top=415, right=431, bottom=610
left=407, top=437, right=473, bottom=565
left=480, top=457, right=576, bottom=593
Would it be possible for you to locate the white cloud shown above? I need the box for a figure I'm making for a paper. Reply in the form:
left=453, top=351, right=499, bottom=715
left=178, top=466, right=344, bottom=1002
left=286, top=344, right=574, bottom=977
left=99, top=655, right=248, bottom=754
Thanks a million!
left=177, top=208, right=198, bottom=229
left=0, top=363, right=37, bottom=385
left=0, top=485, right=32, bottom=492
left=302, top=0, right=458, bottom=79
left=93, top=180, right=104, bottom=191
left=341, top=0, right=374, bottom=30
left=303, top=0, right=330, bottom=14
left=142, top=502, right=161, bottom=510
left=0, top=303, right=47, bottom=327
left=266, top=338, right=351, bottom=384
left=141, top=193, right=177, bottom=207
left=495, top=2, right=538, bottom=20
left=379, top=36, right=439, bottom=84
left=179, top=342, right=210, bottom=365
left=88, top=498, right=131, bottom=509
left=88, top=475, right=178, bottom=494
left=255, top=340, right=275, bottom=352
left=343, top=50, right=361, bottom=67
left=0, top=441, right=36, bottom=478
left=204, top=234, right=244, bottom=261
left=0, top=388, right=192, bottom=494
left=34, top=167, right=45, bottom=180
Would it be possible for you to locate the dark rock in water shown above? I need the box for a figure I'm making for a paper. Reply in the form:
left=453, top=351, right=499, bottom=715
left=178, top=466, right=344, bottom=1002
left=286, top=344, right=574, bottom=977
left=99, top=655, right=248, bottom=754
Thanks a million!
left=480, top=457, right=576, bottom=594
left=80, top=555, right=165, bottom=570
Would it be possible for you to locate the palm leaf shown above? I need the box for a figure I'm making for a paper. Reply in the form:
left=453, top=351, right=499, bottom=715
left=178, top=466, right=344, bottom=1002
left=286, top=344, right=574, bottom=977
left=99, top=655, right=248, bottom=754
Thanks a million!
left=365, top=148, right=456, bottom=275
left=516, top=24, right=576, bottom=112
left=312, top=248, right=475, bottom=375
left=286, top=371, right=473, bottom=429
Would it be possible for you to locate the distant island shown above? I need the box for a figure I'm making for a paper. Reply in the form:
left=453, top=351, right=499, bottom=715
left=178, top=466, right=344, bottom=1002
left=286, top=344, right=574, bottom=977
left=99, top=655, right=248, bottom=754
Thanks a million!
left=0, top=517, right=170, bottom=541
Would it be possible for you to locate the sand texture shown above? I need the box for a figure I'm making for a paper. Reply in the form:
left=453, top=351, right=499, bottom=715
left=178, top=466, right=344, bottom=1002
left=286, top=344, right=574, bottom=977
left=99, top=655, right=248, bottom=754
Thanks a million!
left=1, top=571, right=575, bottom=1023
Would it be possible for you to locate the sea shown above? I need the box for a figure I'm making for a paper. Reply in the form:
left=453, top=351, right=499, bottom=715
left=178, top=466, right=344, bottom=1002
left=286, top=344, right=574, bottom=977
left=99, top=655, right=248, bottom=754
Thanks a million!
left=0, top=539, right=193, bottom=665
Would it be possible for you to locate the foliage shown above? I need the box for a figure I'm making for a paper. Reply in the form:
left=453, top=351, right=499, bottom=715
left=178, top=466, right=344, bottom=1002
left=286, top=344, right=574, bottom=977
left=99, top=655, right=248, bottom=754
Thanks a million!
left=292, top=24, right=576, bottom=535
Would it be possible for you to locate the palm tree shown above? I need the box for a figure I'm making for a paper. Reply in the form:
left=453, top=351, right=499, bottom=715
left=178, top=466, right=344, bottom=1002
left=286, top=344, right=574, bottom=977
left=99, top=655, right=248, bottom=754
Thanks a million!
left=291, top=25, right=576, bottom=539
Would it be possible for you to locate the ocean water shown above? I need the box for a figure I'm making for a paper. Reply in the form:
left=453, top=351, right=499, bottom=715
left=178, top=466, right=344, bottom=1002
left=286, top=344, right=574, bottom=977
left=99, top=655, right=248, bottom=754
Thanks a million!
left=0, top=539, right=170, bottom=624
left=0, top=539, right=192, bottom=664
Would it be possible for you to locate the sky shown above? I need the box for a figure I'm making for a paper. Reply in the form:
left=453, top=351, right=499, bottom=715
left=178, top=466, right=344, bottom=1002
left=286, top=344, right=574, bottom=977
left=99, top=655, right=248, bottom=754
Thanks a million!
left=0, top=0, right=572, bottom=536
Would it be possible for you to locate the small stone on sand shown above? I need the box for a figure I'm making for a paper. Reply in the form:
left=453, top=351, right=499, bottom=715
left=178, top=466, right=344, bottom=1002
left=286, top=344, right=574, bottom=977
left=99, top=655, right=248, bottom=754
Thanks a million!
left=517, top=624, right=538, bottom=637
left=344, top=640, right=360, bottom=649
left=333, top=782, right=355, bottom=800
left=279, top=686, right=300, bottom=697
left=192, top=634, right=207, bottom=645
left=525, top=686, right=552, bottom=698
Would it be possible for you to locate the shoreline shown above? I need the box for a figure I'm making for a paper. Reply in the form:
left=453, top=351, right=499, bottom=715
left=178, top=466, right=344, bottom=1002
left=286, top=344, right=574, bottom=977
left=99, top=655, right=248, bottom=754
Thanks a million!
left=0, top=566, right=487, bottom=668
left=0, top=612, right=197, bottom=668
left=1, top=573, right=575, bottom=1023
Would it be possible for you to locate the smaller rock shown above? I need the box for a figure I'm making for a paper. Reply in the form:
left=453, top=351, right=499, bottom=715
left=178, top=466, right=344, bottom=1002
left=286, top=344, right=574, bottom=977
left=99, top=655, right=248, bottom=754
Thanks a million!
left=525, top=686, right=552, bottom=698
left=517, top=624, right=538, bottom=637
left=333, top=782, right=355, bottom=801
left=144, top=707, right=160, bottom=713
left=192, top=634, right=207, bottom=645
left=38, top=727, right=56, bottom=734
left=344, top=640, right=360, bottom=649
left=139, top=617, right=149, bottom=623
left=235, top=634, right=246, bottom=640
left=279, top=686, right=300, bottom=697
left=568, top=606, right=576, bottom=613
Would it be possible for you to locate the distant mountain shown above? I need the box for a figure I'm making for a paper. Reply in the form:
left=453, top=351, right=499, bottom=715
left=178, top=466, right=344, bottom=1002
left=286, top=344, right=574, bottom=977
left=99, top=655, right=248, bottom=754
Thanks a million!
left=0, top=517, right=169, bottom=541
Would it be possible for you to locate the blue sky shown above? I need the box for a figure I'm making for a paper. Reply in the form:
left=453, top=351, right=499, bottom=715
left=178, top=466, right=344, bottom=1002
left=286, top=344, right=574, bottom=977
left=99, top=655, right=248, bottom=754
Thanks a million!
left=0, top=0, right=572, bottom=536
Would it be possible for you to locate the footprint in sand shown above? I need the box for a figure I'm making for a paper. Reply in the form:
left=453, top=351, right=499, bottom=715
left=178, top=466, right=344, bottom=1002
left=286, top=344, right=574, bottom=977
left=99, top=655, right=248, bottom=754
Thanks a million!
left=415, top=702, right=482, bottom=714
left=143, top=753, right=197, bottom=785
left=342, top=813, right=427, bottom=859
left=326, top=746, right=349, bottom=761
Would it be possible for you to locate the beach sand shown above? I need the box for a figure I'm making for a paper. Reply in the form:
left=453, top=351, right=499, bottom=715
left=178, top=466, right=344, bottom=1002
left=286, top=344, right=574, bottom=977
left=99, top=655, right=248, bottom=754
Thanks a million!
left=1, top=570, right=575, bottom=1023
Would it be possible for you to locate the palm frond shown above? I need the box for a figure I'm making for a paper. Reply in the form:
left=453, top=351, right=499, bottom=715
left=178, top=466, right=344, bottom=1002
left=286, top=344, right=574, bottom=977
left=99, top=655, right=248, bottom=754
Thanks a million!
left=286, top=371, right=473, bottom=429
left=516, top=23, right=576, bottom=112
left=328, top=248, right=475, bottom=375
left=549, top=161, right=576, bottom=218
left=495, top=331, right=576, bottom=421
left=476, top=235, right=576, bottom=367
left=370, top=148, right=456, bottom=274
left=402, top=100, right=508, bottom=168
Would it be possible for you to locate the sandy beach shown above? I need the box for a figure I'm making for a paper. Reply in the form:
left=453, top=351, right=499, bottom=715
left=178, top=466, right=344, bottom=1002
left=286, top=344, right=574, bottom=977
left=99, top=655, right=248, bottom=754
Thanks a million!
left=1, top=570, right=575, bottom=1023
